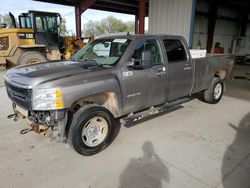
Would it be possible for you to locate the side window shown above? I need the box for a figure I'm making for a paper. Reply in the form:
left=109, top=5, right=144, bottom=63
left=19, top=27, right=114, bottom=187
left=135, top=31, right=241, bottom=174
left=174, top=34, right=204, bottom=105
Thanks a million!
left=46, top=16, right=57, bottom=33
left=19, top=16, right=31, bottom=28
left=132, top=39, right=162, bottom=65
left=35, top=16, right=57, bottom=32
left=145, top=40, right=162, bottom=65
left=132, top=41, right=144, bottom=60
left=164, top=39, right=187, bottom=62
left=35, top=17, right=43, bottom=30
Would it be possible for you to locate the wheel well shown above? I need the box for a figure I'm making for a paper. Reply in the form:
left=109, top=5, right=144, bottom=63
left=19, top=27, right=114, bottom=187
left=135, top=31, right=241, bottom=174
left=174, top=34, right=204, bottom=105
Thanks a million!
left=17, top=46, right=46, bottom=57
left=215, top=69, right=227, bottom=80
left=6, top=48, right=46, bottom=67
left=70, top=92, right=119, bottom=118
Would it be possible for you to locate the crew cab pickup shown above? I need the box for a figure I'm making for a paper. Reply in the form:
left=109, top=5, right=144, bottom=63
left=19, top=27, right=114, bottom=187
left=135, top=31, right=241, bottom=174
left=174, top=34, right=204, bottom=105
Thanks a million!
left=4, top=35, right=234, bottom=155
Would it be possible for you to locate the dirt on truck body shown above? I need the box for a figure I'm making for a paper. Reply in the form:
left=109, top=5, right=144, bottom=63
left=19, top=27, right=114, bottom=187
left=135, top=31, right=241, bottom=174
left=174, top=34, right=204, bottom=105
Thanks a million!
left=4, top=34, right=235, bottom=156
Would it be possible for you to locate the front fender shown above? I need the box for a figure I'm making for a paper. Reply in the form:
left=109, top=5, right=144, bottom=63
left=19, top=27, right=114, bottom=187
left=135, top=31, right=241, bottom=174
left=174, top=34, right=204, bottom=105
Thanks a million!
left=62, top=75, right=122, bottom=114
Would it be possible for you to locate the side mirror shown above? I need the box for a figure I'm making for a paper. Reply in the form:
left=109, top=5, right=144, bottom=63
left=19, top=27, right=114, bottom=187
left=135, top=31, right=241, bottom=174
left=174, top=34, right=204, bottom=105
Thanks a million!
left=127, top=50, right=152, bottom=69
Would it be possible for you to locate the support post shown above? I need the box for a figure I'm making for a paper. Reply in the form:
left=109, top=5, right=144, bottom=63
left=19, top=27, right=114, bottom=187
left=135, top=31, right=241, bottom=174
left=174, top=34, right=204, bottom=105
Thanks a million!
left=206, top=0, right=217, bottom=53
left=74, top=0, right=96, bottom=37
left=138, top=0, right=145, bottom=34
left=75, top=5, right=81, bottom=37
left=135, top=14, right=139, bottom=34
left=189, top=0, right=196, bottom=48
left=240, top=12, right=248, bottom=36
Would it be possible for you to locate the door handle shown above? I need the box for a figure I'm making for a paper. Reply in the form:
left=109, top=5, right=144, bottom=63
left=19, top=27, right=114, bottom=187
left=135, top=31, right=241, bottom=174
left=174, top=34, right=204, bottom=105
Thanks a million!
left=158, top=67, right=166, bottom=72
left=184, top=67, right=192, bottom=71
left=156, top=67, right=166, bottom=76
left=156, top=72, right=166, bottom=76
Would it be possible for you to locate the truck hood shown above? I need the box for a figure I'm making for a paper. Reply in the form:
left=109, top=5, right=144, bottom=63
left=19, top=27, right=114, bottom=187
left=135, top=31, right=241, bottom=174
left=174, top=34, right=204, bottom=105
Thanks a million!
left=5, top=60, right=103, bottom=87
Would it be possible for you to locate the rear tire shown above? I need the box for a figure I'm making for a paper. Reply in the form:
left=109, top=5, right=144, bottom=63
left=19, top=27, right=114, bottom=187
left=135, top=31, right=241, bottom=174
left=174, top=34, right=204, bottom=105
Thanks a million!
left=204, top=77, right=224, bottom=104
left=18, top=51, right=47, bottom=65
left=68, top=105, right=119, bottom=156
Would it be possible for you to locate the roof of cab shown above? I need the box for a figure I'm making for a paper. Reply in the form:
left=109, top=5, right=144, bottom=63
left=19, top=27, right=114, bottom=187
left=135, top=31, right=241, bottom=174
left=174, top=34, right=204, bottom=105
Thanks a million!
left=97, top=34, right=185, bottom=40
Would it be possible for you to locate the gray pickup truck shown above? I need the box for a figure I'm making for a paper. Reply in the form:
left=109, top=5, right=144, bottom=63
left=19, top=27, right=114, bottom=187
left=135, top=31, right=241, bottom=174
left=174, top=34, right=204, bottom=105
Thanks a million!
left=4, top=34, right=234, bottom=155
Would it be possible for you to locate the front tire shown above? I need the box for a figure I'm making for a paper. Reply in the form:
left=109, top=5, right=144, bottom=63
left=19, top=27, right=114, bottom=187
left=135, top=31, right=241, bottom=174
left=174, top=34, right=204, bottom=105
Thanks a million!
left=68, top=105, right=117, bottom=156
left=204, top=77, right=224, bottom=104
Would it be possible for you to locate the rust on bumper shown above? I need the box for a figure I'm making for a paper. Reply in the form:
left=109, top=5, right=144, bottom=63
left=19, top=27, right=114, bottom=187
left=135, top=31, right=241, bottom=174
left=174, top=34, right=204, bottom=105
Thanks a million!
left=13, top=104, right=50, bottom=136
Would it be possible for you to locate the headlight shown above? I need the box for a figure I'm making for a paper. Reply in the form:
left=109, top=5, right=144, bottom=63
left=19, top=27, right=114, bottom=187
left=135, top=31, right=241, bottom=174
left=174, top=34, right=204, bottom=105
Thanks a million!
left=32, top=88, right=64, bottom=110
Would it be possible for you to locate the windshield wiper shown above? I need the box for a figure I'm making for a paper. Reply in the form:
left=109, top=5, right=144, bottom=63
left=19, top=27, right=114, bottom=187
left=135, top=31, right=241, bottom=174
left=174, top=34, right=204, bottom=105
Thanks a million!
left=72, top=58, right=116, bottom=68
left=72, top=58, right=99, bottom=65
left=75, top=59, right=104, bottom=69
left=70, top=57, right=78, bottom=63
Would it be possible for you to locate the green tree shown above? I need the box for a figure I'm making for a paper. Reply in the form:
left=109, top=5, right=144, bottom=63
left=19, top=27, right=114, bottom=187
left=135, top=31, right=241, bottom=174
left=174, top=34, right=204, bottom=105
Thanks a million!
left=125, top=21, right=135, bottom=32
left=83, top=16, right=134, bottom=36
left=83, top=20, right=99, bottom=36
left=59, top=18, right=67, bottom=36
left=0, top=13, right=14, bottom=28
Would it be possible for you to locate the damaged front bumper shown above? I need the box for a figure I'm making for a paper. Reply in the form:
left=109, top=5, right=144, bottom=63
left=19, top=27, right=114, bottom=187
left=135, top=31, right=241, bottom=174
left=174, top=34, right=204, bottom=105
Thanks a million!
left=8, top=103, right=68, bottom=137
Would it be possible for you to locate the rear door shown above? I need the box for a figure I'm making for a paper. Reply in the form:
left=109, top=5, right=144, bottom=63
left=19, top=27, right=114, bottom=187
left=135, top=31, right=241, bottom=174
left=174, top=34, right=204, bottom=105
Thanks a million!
left=161, top=38, right=193, bottom=101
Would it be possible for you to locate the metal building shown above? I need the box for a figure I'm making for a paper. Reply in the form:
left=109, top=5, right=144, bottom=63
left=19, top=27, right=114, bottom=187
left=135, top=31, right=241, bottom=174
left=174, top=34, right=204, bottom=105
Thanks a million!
left=34, top=0, right=250, bottom=55
left=148, top=0, right=194, bottom=46
left=34, top=0, right=150, bottom=37
left=193, top=0, right=250, bottom=53
left=148, top=0, right=250, bottom=54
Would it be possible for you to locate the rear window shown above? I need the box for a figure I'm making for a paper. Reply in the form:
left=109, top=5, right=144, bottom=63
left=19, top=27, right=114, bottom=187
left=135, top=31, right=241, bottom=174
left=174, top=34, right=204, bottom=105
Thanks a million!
left=163, top=39, right=187, bottom=62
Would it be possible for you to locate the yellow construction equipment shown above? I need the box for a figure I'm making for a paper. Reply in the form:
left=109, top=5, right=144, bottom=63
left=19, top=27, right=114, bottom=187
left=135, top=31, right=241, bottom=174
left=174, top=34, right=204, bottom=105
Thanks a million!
left=0, top=10, right=93, bottom=68
left=63, top=35, right=94, bottom=60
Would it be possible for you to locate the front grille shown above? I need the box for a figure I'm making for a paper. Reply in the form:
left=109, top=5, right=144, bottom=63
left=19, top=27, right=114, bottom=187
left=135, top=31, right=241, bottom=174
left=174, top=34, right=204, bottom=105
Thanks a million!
left=0, top=36, right=9, bottom=51
left=5, top=81, right=32, bottom=110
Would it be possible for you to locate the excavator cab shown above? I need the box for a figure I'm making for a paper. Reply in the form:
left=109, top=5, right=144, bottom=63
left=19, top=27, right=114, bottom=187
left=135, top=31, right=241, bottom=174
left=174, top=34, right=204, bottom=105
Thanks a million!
left=0, top=10, right=62, bottom=67
left=0, top=10, right=88, bottom=67
left=19, top=11, right=61, bottom=49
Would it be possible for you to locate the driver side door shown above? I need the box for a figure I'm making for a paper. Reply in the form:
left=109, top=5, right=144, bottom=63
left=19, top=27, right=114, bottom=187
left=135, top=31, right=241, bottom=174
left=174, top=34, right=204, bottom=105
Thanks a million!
left=121, top=38, right=167, bottom=114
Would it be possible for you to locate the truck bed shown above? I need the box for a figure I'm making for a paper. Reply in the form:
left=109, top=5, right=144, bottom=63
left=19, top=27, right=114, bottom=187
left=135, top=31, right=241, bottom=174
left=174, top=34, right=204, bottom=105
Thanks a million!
left=192, top=55, right=234, bottom=94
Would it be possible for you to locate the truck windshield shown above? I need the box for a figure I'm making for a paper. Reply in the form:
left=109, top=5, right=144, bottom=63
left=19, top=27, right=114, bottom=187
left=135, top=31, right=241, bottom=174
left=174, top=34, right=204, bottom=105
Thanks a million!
left=71, top=38, right=131, bottom=66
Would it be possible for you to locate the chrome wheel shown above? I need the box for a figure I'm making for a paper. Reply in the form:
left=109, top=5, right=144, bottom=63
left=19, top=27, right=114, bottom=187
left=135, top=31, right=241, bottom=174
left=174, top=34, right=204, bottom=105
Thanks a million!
left=81, top=116, right=108, bottom=147
left=214, top=83, right=222, bottom=100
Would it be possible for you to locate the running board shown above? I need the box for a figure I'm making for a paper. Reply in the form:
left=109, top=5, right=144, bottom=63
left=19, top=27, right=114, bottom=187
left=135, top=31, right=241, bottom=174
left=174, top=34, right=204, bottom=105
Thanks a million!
left=120, top=97, right=190, bottom=125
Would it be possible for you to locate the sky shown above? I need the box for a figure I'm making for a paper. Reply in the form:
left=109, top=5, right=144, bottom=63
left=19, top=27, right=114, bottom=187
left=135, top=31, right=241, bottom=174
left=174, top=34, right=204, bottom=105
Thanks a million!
left=0, top=0, right=142, bottom=35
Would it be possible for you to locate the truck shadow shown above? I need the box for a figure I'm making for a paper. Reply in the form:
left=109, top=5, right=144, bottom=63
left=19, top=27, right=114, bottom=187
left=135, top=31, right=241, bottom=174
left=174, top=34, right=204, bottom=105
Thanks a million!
left=124, top=105, right=184, bottom=128
left=221, top=112, right=250, bottom=188
left=192, top=92, right=206, bottom=103
left=119, top=141, right=169, bottom=188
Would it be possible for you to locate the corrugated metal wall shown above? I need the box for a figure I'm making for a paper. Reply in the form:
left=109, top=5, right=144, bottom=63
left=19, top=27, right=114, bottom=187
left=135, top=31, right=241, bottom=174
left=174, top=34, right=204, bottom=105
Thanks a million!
left=246, top=14, right=250, bottom=36
left=213, top=7, right=241, bottom=53
left=193, top=0, right=246, bottom=53
left=148, top=0, right=193, bottom=44
left=192, top=15, right=208, bottom=49
left=246, top=25, right=250, bottom=36
left=148, top=0, right=250, bottom=52
left=213, top=19, right=240, bottom=53
left=192, top=0, right=208, bottom=49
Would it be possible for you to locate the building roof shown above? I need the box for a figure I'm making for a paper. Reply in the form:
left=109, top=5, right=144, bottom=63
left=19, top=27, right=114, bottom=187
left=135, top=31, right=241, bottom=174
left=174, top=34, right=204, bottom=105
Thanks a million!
left=33, top=0, right=149, bottom=15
